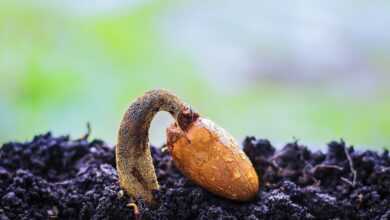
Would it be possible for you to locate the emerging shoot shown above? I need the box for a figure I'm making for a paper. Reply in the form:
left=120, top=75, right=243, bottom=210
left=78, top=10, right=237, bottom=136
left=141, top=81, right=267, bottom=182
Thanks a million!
left=116, top=89, right=259, bottom=204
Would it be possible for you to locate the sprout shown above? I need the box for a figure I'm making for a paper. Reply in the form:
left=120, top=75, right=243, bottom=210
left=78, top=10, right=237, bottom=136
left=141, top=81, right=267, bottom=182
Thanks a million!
left=116, top=89, right=259, bottom=204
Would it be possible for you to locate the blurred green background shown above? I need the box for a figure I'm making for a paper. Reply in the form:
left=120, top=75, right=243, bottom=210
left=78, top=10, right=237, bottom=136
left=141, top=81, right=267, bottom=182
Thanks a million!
left=1, top=1, right=389, bottom=149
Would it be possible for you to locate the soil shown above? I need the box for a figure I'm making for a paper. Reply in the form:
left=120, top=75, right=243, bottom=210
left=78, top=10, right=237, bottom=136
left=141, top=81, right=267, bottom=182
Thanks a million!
left=0, top=133, right=389, bottom=220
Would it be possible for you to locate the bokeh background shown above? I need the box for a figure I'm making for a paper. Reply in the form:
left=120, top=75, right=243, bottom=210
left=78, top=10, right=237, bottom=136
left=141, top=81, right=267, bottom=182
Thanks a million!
left=1, top=1, right=389, bottom=149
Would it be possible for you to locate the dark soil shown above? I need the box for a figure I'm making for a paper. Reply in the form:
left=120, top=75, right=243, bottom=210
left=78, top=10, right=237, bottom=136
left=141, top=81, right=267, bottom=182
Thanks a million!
left=1, top=133, right=389, bottom=220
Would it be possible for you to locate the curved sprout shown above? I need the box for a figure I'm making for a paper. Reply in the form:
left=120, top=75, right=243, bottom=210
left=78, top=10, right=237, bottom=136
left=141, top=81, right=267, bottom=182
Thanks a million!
left=116, top=89, right=191, bottom=203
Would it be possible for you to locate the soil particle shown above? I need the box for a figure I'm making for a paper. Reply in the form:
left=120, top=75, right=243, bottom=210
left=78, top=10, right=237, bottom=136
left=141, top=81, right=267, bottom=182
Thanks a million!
left=1, top=133, right=389, bottom=219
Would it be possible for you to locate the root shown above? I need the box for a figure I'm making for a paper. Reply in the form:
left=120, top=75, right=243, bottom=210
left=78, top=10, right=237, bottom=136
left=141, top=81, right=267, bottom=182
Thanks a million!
left=344, top=146, right=357, bottom=187
left=127, top=203, right=140, bottom=220
left=77, top=122, right=92, bottom=141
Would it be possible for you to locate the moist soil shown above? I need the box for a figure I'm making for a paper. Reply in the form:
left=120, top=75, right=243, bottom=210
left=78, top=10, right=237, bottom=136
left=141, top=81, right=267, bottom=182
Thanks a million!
left=0, top=133, right=389, bottom=220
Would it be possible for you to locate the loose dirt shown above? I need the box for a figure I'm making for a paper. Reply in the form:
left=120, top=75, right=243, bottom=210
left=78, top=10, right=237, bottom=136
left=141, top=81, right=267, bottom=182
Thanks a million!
left=1, top=133, right=389, bottom=219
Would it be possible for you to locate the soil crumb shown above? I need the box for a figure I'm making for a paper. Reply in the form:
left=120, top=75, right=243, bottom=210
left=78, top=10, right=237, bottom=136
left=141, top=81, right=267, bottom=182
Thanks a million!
left=1, top=133, right=389, bottom=219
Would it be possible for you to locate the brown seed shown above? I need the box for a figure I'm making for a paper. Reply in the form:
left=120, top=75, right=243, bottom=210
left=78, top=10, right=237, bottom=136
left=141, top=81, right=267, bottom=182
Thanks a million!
left=167, top=117, right=259, bottom=201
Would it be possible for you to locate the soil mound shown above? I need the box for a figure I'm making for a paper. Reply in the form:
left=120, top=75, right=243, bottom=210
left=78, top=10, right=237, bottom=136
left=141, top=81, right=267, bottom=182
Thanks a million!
left=1, top=133, right=389, bottom=219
